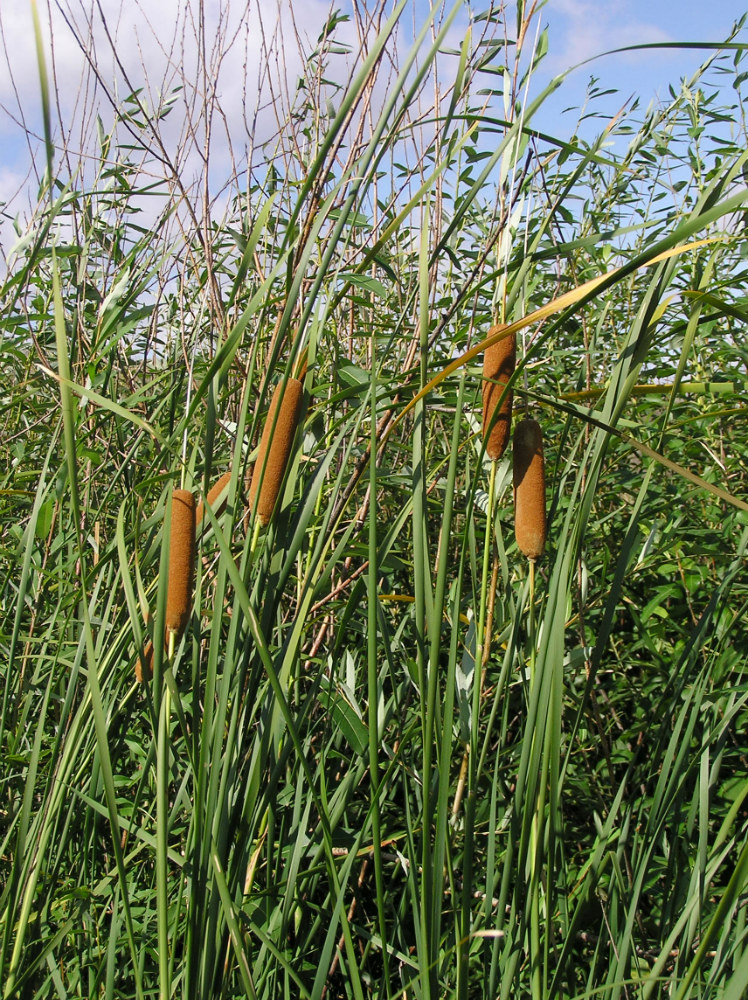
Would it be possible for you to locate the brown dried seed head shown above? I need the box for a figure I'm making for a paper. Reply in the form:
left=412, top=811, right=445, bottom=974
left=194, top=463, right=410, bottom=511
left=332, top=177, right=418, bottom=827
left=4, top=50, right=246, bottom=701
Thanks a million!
left=249, top=378, right=303, bottom=526
left=513, top=417, right=546, bottom=561
left=165, top=489, right=196, bottom=635
left=196, top=471, right=233, bottom=524
left=482, top=328, right=516, bottom=460
left=136, top=639, right=154, bottom=683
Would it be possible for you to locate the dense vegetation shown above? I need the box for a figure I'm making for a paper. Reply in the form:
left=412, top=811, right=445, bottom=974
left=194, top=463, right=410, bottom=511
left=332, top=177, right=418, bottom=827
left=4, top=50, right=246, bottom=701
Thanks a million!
left=2, top=1, right=748, bottom=997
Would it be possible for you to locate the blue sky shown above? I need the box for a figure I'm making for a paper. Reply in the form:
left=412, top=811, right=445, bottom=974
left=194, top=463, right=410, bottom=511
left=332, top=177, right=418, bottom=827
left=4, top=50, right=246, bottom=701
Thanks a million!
left=542, top=0, right=745, bottom=78
left=0, top=0, right=746, bottom=253
left=535, top=0, right=747, bottom=138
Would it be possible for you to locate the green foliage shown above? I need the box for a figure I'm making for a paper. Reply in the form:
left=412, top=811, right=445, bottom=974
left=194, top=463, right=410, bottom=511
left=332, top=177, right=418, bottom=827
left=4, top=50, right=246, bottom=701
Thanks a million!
left=2, top=2, right=748, bottom=998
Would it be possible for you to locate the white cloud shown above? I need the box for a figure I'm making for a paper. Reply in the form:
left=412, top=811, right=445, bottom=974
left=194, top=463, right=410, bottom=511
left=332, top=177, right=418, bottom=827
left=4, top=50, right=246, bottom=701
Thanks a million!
left=0, top=0, right=368, bottom=252
left=1, top=0, right=351, bottom=152
left=543, top=0, right=673, bottom=76
left=0, top=0, right=475, bottom=236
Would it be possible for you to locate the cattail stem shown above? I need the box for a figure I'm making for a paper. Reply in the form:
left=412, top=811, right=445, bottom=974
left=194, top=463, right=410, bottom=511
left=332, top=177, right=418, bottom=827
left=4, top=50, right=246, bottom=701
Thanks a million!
left=476, top=452, right=497, bottom=690
left=528, top=558, right=536, bottom=685
left=249, top=516, right=262, bottom=558
left=453, top=458, right=498, bottom=824
left=248, top=377, right=303, bottom=527
left=156, top=675, right=172, bottom=997
left=455, top=458, right=498, bottom=991
left=515, top=413, right=546, bottom=996
left=526, top=554, right=541, bottom=999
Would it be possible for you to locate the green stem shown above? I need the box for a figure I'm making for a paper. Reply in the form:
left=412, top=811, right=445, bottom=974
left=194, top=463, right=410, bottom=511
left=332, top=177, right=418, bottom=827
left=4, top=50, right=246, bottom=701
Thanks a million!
left=157, top=630, right=176, bottom=1000
left=457, top=458, right=498, bottom=999
left=527, top=558, right=545, bottom=1000
left=368, top=343, right=389, bottom=990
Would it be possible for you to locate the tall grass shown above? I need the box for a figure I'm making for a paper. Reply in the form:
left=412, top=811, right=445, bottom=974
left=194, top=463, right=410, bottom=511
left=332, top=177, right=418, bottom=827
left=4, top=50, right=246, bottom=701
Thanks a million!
left=2, top=2, right=748, bottom=997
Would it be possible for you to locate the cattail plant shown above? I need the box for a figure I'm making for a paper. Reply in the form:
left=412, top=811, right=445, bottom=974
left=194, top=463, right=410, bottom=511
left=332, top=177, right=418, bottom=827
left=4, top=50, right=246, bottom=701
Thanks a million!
left=513, top=416, right=546, bottom=560
left=135, top=488, right=197, bottom=682
left=482, top=327, right=516, bottom=460
left=196, top=470, right=233, bottom=525
left=166, top=488, right=196, bottom=635
left=248, top=377, right=303, bottom=526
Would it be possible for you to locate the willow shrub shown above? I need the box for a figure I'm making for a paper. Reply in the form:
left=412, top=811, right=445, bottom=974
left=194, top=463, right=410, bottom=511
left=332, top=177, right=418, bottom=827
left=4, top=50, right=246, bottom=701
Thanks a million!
left=2, top=2, right=748, bottom=998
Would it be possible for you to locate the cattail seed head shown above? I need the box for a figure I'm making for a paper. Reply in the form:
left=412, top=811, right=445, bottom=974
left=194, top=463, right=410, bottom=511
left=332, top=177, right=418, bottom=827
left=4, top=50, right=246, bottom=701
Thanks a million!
left=249, top=378, right=303, bottom=526
left=513, top=416, right=546, bottom=561
left=482, top=328, right=516, bottom=460
left=136, top=638, right=154, bottom=683
left=196, top=471, right=233, bottom=525
left=165, top=489, right=196, bottom=635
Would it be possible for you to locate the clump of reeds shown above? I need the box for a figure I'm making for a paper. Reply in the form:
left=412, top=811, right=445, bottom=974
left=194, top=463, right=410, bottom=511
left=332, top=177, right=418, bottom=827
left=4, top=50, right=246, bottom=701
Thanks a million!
left=513, top=416, right=546, bottom=561
left=196, top=471, right=233, bottom=525
left=135, top=488, right=196, bottom=683
left=482, top=327, right=516, bottom=460
left=248, top=377, right=303, bottom=526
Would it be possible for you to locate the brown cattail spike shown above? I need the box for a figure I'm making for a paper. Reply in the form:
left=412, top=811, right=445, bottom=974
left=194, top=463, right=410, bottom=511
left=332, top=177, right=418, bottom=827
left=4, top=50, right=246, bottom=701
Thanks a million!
left=165, top=489, right=196, bottom=636
left=249, top=378, right=303, bottom=526
left=136, top=639, right=154, bottom=683
left=482, top=327, right=516, bottom=460
left=513, top=417, right=546, bottom=561
left=196, top=471, right=233, bottom=525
